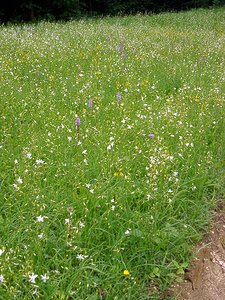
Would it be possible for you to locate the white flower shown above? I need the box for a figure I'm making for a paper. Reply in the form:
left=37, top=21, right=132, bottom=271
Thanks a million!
left=125, top=229, right=131, bottom=235
left=13, top=183, right=19, bottom=190
left=192, top=185, right=197, bottom=191
left=28, top=274, right=38, bottom=284
left=89, top=189, right=94, bottom=194
left=14, top=159, right=18, bottom=164
left=32, top=288, right=38, bottom=296
left=79, top=221, right=85, bottom=228
left=86, top=183, right=91, bottom=189
left=41, top=274, right=49, bottom=282
left=26, top=153, right=32, bottom=159
left=68, top=136, right=72, bottom=142
left=65, top=218, right=70, bottom=224
left=36, top=215, right=44, bottom=222
left=107, top=143, right=114, bottom=150
left=36, top=159, right=44, bottom=165
left=82, top=150, right=87, bottom=155
left=76, top=254, right=88, bottom=260
left=0, top=249, right=4, bottom=256
left=0, top=274, right=4, bottom=283
left=17, top=177, right=23, bottom=184
left=38, top=233, right=43, bottom=239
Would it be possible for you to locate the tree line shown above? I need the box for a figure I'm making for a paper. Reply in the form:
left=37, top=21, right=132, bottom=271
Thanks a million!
left=0, top=0, right=223, bottom=22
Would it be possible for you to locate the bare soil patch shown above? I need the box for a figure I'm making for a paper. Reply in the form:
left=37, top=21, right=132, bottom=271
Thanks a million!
left=168, top=202, right=225, bottom=300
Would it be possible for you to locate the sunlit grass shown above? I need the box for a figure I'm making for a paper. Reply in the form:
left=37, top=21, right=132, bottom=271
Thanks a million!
left=0, top=8, right=224, bottom=299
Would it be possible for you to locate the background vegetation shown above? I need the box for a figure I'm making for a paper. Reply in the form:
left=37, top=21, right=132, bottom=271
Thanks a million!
left=0, top=0, right=224, bottom=22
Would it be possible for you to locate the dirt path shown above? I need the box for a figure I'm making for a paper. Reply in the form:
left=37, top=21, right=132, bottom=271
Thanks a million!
left=169, top=203, right=225, bottom=300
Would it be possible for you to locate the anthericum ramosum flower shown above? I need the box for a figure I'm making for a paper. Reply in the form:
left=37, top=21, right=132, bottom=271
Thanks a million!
left=36, top=215, right=44, bottom=222
left=28, top=274, right=38, bottom=284
left=41, top=274, right=49, bottom=282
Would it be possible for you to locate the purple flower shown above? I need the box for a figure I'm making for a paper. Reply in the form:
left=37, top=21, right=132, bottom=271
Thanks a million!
left=117, top=92, right=121, bottom=103
left=75, top=117, right=80, bottom=140
left=88, top=98, right=93, bottom=110
left=75, top=117, right=80, bottom=128
left=119, top=42, right=123, bottom=53
left=148, top=133, right=154, bottom=138
left=123, top=52, right=126, bottom=60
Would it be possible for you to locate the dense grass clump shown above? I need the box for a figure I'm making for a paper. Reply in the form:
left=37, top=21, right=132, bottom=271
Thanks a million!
left=0, top=8, right=224, bottom=299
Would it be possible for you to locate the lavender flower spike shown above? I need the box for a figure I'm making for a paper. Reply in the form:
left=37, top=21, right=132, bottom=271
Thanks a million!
left=117, top=92, right=121, bottom=104
left=75, top=117, right=80, bottom=141
left=119, top=42, right=123, bottom=53
left=75, top=117, right=80, bottom=128
left=88, top=98, right=93, bottom=110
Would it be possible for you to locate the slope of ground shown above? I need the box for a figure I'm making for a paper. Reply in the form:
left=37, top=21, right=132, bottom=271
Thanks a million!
left=169, top=201, right=225, bottom=300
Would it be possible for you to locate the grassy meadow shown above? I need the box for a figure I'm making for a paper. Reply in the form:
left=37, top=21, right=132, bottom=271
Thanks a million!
left=0, top=7, right=225, bottom=299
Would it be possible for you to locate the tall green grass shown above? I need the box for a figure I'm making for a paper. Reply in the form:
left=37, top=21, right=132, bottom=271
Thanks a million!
left=0, top=8, right=224, bottom=299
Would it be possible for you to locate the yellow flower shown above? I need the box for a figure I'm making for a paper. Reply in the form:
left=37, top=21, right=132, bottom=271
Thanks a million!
left=123, top=269, right=130, bottom=276
left=114, top=168, right=123, bottom=177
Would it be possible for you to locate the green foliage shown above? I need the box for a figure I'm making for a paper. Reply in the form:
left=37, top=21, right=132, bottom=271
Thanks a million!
left=0, top=8, right=224, bottom=299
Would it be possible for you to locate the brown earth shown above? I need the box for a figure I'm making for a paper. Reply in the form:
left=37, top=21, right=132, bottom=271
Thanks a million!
left=168, top=202, right=225, bottom=300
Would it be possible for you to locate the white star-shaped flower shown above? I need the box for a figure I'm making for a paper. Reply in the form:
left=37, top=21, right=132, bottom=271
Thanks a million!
left=36, top=215, right=44, bottom=222
left=76, top=254, right=88, bottom=260
left=41, top=274, right=49, bottom=282
left=17, top=177, right=23, bottom=184
left=28, top=274, right=38, bottom=284
left=26, top=153, right=32, bottom=159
